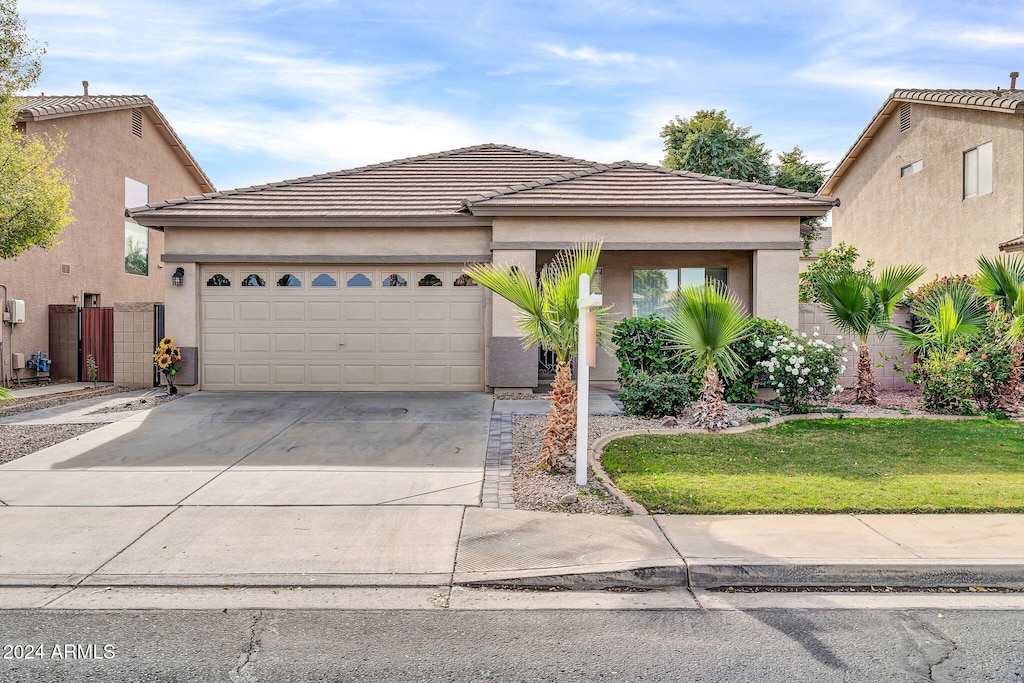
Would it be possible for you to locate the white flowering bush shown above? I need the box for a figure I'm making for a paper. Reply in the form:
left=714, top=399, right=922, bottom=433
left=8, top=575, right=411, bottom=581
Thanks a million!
left=757, top=329, right=846, bottom=411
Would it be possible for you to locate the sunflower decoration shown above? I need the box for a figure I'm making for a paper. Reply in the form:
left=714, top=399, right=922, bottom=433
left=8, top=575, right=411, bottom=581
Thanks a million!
left=153, top=336, right=185, bottom=394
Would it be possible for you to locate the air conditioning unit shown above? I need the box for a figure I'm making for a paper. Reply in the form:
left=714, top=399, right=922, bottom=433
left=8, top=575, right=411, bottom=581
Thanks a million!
left=7, top=299, right=25, bottom=324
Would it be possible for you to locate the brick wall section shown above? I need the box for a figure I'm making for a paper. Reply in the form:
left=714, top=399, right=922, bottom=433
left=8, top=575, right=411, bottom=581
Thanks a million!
left=798, top=303, right=914, bottom=390
left=114, top=302, right=157, bottom=389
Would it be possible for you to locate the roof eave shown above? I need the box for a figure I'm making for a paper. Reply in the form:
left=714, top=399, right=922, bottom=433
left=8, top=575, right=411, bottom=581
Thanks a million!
left=465, top=204, right=835, bottom=218
left=129, top=213, right=494, bottom=229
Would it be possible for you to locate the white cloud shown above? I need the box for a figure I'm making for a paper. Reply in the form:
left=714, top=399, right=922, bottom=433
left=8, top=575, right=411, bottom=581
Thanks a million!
left=959, top=28, right=1024, bottom=48
left=539, top=43, right=638, bottom=66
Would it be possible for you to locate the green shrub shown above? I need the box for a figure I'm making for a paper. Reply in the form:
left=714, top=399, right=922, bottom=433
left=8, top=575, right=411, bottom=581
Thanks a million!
left=908, top=351, right=977, bottom=415
left=618, top=372, right=694, bottom=418
left=799, top=242, right=874, bottom=304
left=758, top=330, right=846, bottom=412
left=612, top=316, right=672, bottom=380
left=906, top=274, right=977, bottom=333
left=724, top=318, right=792, bottom=402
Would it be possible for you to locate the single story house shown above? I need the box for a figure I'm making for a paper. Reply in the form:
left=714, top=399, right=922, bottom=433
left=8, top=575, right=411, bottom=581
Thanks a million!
left=129, top=144, right=835, bottom=392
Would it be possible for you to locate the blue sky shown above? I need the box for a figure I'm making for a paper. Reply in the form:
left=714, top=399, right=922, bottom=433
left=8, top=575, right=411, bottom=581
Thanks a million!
left=22, top=0, right=1024, bottom=191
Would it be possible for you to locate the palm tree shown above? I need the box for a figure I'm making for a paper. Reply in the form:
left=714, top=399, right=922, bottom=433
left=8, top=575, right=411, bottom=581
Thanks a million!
left=664, top=282, right=750, bottom=430
left=0, top=387, right=10, bottom=402
left=975, top=254, right=1024, bottom=412
left=887, top=282, right=988, bottom=354
left=464, top=240, right=608, bottom=471
left=815, top=264, right=925, bottom=404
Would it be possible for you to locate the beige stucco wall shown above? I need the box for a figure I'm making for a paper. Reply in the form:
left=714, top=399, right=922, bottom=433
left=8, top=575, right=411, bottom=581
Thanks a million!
left=491, top=215, right=801, bottom=245
left=1, top=108, right=205, bottom=382
left=830, top=103, right=1024, bottom=277
left=163, top=226, right=491, bottom=259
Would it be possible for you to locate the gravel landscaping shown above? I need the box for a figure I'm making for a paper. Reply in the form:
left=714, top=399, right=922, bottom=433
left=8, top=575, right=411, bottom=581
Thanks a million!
left=0, top=424, right=102, bottom=464
left=87, top=393, right=181, bottom=415
left=0, top=386, right=131, bottom=420
left=511, top=404, right=776, bottom=515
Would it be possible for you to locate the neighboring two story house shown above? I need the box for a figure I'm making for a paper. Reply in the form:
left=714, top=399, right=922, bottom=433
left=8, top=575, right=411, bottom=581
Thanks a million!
left=1, top=87, right=213, bottom=385
left=820, top=76, right=1024, bottom=276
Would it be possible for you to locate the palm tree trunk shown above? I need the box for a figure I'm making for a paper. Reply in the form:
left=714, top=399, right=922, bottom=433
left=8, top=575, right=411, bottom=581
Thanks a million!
left=538, top=361, right=576, bottom=471
left=855, top=341, right=877, bottom=405
left=692, top=365, right=729, bottom=431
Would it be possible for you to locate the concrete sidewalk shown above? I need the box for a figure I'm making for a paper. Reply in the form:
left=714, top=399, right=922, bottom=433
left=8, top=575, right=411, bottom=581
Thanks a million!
left=2, top=506, right=1022, bottom=592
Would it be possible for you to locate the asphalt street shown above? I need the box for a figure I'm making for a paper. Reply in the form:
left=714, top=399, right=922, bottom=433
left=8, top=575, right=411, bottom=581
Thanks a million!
left=1, top=607, right=1022, bottom=682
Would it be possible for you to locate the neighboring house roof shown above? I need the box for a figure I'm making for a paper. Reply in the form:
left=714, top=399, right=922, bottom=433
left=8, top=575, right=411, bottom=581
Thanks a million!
left=1000, top=233, right=1024, bottom=252
left=820, top=88, right=1024, bottom=196
left=131, top=144, right=833, bottom=228
left=17, top=94, right=215, bottom=193
left=462, top=162, right=836, bottom=217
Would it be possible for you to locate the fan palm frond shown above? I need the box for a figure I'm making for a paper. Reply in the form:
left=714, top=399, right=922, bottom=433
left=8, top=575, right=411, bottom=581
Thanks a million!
left=664, top=281, right=750, bottom=381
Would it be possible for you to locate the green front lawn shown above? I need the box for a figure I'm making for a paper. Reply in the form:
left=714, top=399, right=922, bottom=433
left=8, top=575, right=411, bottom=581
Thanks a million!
left=601, top=418, right=1024, bottom=514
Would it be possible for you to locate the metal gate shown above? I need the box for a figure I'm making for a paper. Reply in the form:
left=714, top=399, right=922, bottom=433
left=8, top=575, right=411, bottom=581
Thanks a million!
left=79, top=307, right=114, bottom=382
left=153, top=303, right=165, bottom=387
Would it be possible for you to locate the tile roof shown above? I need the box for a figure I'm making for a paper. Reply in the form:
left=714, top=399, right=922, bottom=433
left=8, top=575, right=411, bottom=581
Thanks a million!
left=1000, top=234, right=1024, bottom=251
left=821, top=87, right=1024, bottom=195
left=462, top=162, right=836, bottom=214
left=892, top=88, right=1024, bottom=112
left=131, top=145, right=833, bottom=226
left=17, top=94, right=215, bottom=193
left=131, top=144, right=598, bottom=223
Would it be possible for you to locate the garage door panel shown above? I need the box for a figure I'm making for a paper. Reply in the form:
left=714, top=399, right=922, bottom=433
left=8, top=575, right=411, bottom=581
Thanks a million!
left=414, top=334, right=446, bottom=353
left=238, top=301, right=271, bottom=321
left=310, top=332, right=342, bottom=352
left=203, top=333, right=235, bottom=354
left=450, top=302, right=482, bottom=321
left=238, top=333, right=270, bottom=353
left=274, top=301, right=306, bottom=321
left=380, top=333, right=411, bottom=353
left=203, top=301, right=234, bottom=322
left=414, top=366, right=446, bottom=385
left=309, top=302, right=341, bottom=321
left=379, top=302, right=412, bottom=321
left=343, top=365, right=377, bottom=385
left=274, top=333, right=306, bottom=353
left=342, top=333, right=376, bottom=353
left=237, top=365, right=271, bottom=386
left=379, top=365, right=413, bottom=385
left=201, top=264, right=484, bottom=391
left=344, top=302, right=375, bottom=321
left=273, top=365, right=306, bottom=385
left=414, top=302, right=446, bottom=321
left=451, top=366, right=483, bottom=386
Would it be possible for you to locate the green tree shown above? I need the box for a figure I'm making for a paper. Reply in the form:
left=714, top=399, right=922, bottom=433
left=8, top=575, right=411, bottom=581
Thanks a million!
left=660, top=109, right=773, bottom=184
left=464, top=241, right=609, bottom=471
left=0, top=0, right=73, bottom=260
left=773, top=146, right=828, bottom=194
left=664, top=282, right=750, bottom=430
left=815, top=264, right=925, bottom=404
left=800, top=242, right=874, bottom=303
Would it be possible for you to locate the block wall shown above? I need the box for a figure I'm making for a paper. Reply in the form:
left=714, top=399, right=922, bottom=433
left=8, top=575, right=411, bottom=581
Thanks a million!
left=114, top=302, right=156, bottom=389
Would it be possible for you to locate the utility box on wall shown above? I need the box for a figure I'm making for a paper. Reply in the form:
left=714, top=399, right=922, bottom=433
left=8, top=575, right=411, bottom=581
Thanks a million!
left=6, top=300, right=25, bottom=324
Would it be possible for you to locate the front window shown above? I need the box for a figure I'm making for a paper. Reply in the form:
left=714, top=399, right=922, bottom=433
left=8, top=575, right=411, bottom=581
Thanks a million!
left=632, top=267, right=728, bottom=317
left=963, top=142, right=993, bottom=199
left=124, top=222, right=149, bottom=276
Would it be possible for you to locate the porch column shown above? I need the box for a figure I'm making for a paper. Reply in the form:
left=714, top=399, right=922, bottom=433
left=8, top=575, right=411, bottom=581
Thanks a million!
left=488, top=249, right=537, bottom=391
left=752, top=249, right=799, bottom=327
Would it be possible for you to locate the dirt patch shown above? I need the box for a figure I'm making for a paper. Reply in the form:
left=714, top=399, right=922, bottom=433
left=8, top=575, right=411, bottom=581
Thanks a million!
left=0, top=386, right=132, bottom=420
left=87, top=393, right=181, bottom=415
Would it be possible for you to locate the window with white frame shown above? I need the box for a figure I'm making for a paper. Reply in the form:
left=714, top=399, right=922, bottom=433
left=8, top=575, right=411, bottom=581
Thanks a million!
left=900, top=159, right=922, bottom=178
left=963, top=142, right=993, bottom=199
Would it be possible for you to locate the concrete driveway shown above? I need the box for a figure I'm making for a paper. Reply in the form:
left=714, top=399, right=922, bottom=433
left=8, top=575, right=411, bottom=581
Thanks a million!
left=0, top=392, right=493, bottom=507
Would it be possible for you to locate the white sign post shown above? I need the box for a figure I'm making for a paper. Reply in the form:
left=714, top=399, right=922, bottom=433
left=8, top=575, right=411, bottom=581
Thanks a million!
left=576, top=274, right=603, bottom=486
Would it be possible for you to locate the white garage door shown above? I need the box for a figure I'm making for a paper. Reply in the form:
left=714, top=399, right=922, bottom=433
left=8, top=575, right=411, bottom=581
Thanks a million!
left=199, top=265, right=485, bottom=391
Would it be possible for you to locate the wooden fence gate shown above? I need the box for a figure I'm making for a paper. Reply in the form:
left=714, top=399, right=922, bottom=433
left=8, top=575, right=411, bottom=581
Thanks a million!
left=80, top=307, right=114, bottom=382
